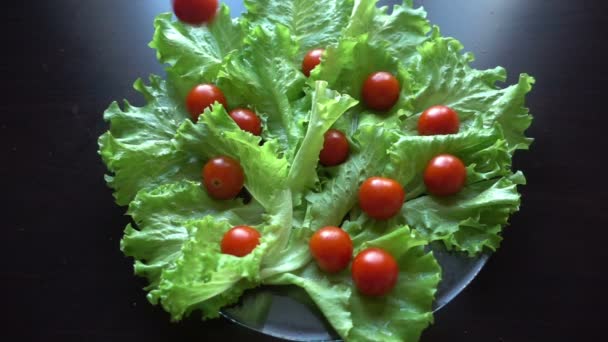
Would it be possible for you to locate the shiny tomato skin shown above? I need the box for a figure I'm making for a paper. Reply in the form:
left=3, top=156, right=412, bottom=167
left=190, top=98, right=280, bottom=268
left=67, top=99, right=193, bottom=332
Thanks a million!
left=309, top=226, right=353, bottom=273
left=351, top=248, right=399, bottom=296
left=424, top=154, right=467, bottom=196
left=229, top=108, right=262, bottom=136
left=186, top=84, right=227, bottom=121
left=418, top=105, right=460, bottom=135
left=358, top=177, right=405, bottom=220
left=221, top=226, right=261, bottom=257
left=172, top=0, right=219, bottom=25
left=202, top=156, right=244, bottom=200
left=362, top=72, right=400, bottom=111
left=319, top=129, right=349, bottom=166
left=302, top=48, right=325, bottom=77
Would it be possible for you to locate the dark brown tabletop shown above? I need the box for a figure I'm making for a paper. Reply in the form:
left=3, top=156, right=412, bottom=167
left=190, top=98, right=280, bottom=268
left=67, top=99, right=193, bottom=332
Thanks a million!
left=3, top=0, right=607, bottom=341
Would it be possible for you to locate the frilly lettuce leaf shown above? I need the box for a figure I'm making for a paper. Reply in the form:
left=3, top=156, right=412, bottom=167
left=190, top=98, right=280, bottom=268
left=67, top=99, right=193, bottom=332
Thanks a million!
left=267, top=265, right=354, bottom=337
left=337, top=123, right=524, bottom=255
left=217, top=24, right=307, bottom=158
left=148, top=189, right=295, bottom=320
left=288, top=81, right=358, bottom=196
left=268, top=226, right=441, bottom=341
left=387, top=122, right=513, bottom=199
left=148, top=216, right=265, bottom=320
left=347, top=226, right=441, bottom=342
left=150, top=5, right=244, bottom=98
left=403, top=173, right=526, bottom=255
left=175, top=104, right=289, bottom=209
left=121, top=180, right=265, bottom=289
left=244, top=0, right=354, bottom=58
left=345, top=0, right=431, bottom=65
left=311, top=34, right=413, bottom=117
left=98, top=76, right=197, bottom=206
left=405, top=36, right=534, bottom=151
left=304, top=120, right=398, bottom=230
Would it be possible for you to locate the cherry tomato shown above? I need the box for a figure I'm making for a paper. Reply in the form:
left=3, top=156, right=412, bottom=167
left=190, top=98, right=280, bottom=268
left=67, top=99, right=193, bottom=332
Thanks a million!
left=302, top=48, right=325, bottom=77
left=358, top=177, right=405, bottom=220
left=351, top=248, right=399, bottom=296
left=229, top=108, right=262, bottom=136
left=418, top=105, right=460, bottom=135
left=424, top=154, right=467, bottom=196
left=172, top=0, right=219, bottom=25
left=319, top=129, right=349, bottom=166
left=186, top=84, right=227, bottom=121
left=309, top=226, right=353, bottom=273
left=202, top=156, right=244, bottom=200
left=221, top=226, right=261, bottom=257
left=361, top=72, right=400, bottom=111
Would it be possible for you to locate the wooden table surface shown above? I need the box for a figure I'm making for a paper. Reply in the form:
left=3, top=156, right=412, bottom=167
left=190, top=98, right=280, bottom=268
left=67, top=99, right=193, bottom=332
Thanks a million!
left=3, top=0, right=607, bottom=341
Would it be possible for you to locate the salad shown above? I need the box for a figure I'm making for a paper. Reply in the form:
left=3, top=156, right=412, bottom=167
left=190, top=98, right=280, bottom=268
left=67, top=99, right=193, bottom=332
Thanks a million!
left=98, top=0, right=534, bottom=341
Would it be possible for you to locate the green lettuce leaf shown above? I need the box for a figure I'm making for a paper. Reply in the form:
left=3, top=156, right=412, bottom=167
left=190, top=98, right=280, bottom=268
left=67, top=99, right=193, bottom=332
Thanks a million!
left=345, top=0, right=431, bottom=65
left=267, top=266, right=354, bottom=338
left=347, top=226, right=441, bottom=342
left=217, top=24, right=307, bottom=158
left=386, top=121, right=512, bottom=199
left=340, top=122, right=523, bottom=255
left=268, top=226, right=441, bottom=341
left=288, top=81, right=358, bottom=195
left=98, top=76, right=197, bottom=206
left=406, top=36, right=534, bottom=151
left=150, top=5, right=244, bottom=97
left=148, top=187, right=295, bottom=320
left=244, top=0, right=354, bottom=58
left=403, top=173, right=526, bottom=255
left=121, top=180, right=265, bottom=289
left=259, top=221, right=312, bottom=279
left=149, top=217, right=264, bottom=320
left=175, top=104, right=290, bottom=209
left=304, top=120, right=399, bottom=231
left=311, top=34, right=413, bottom=117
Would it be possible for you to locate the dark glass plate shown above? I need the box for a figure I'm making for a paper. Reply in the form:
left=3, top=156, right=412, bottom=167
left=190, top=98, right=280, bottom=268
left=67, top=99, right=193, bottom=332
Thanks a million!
left=222, top=244, right=489, bottom=341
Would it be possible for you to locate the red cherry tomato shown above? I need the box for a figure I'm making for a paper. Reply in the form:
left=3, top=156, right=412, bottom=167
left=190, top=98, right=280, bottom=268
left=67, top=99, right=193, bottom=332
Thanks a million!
left=351, top=248, right=399, bottom=296
left=302, top=48, right=325, bottom=77
left=309, top=226, right=353, bottom=273
left=186, top=84, right=227, bottom=121
left=202, top=156, right=244, bottom=200
left=229, top=108, right=262, bottom=136
left=358, top=177, right=405, bottom=220
left=319, top=129, right=349, bottom=166
left=361, top=72, right=400, bottom=111
left=424, top=154, right=467, bottom=196
left=418, top=105, right=460, bottom=135
left=172, top=0, right=219, bottom=25
left=221, top=226, right=261, bottom=257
